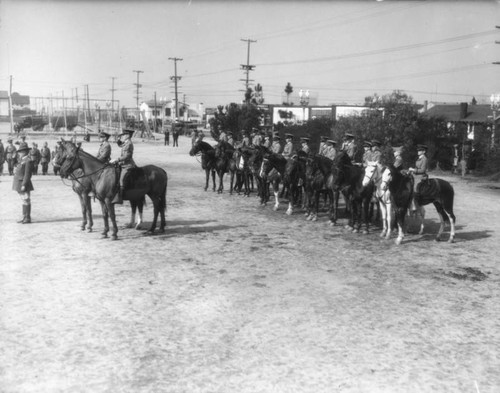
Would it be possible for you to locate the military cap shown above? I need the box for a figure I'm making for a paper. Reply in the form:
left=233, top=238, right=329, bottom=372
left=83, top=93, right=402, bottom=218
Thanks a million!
left=344, top=133, right=354, bottom=139
left=285, top=133, right=294, bottom=139
left=371, top=139, right=381, bottom=146
left=327, top=140, right=337, bottom=145
left=417, top=144, right=428, bottom=151
left=393, top=146, right=403, bottom=154
left=300, top=137, right=310, bottom=143
left=320, top=136, right=328, bottom=141
left=99, top=131, right=111, bottom=138
left=273, top=135, right=280, bottom=140
left=363, top=141, right=372, bottom=148
left=17, top=142, right=31, bottom=152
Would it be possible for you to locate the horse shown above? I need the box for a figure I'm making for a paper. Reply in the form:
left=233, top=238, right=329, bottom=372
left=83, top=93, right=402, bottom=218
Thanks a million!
left=189, top=140, right=217, bottom=192
left=56, top=141, right=167, bottom=239
left=332, top=151, right=374, bottom=233
left=413, top=176, right=456, bottom=242
left=232, top=148, right=252, bottom=196
left=304, top=154, right=334, bottom=222
left=260, top=152, right=287, bottom=211
left=240, top=145, right=269, bottom=205
left=214, top=141, right=238, bottom=194
left=379, top=165, right=414, bottom=245
left=53, top=148, right=94, bottom=232
left=283, top=152, right=307, bottom=215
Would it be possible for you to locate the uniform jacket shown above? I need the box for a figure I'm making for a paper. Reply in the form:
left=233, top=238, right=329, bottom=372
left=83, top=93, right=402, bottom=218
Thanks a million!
left=344, top=141, right=357, bottom=161
left=5, top=143, right=17, bottom=160
left=97, top=141, right=112, bottom=163
left=0, top=142, right=4, bottom=162
left=318, top=142, right=327, bottom=156
left=40, top=147, right=51, bottom=163
left=414, top=155, right=428, bottom=175
left=271, top=141, right=282, bottom=154
left=370, top=147, right=382, bottom=163
left=324, top=146, right=337, bottom=161
left=252, top=134, right=262, bottom=147
left=393, top=156, right=403, bottom=170
left=219, top=131, right=227, bottom=143
left=362, top=150, right=372, bottom=166
left=118, top=139, right=135, bottom=167
left=12, top=155, right=34, bottom=192
left=263, top=138, right=271, bottom=149
left=282, top=141, right=295, bottom=159
left=300, top=144, right=311, bottom=155
left=242, top=136, right=251, bottom=146
left=30, top=148, right=41, bottom=164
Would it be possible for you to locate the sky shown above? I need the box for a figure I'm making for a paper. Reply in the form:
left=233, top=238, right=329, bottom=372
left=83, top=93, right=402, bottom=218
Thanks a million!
left=1, top=0, right=499, bottom=110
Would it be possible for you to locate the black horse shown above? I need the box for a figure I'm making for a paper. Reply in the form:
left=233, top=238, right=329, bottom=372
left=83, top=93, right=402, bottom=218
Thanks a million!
left=189, top=140, right=217, bottom=192
left=57, top=141, right=167, bottom=239
left=260, top=152, right=287, bottom=211
left=283, top=152, right=308, bottom=215
left=214, top=141, right=238, bottom=194
left=414, top=176, right=456, bottom=242
left=240, top=145, right=269, bottom=204
left=332, top=151, right=375, bottom=233
left=304, top=154, right=334, bottom=222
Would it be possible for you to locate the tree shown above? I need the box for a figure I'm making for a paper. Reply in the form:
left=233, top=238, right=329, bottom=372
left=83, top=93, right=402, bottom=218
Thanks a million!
left=254, top=83, right=264, bottom=105
left=284, top=82, right=293, bottom=105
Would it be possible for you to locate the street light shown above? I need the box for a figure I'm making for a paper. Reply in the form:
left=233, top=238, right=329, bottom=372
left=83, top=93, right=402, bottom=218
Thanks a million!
left=490, top=93, right=500, bottom=150
left=299, top=89, right=310, bottom=124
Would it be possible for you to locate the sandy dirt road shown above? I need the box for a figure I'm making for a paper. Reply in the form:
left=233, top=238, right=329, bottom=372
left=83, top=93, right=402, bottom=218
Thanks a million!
left=1, top=129, right=499, bottom=393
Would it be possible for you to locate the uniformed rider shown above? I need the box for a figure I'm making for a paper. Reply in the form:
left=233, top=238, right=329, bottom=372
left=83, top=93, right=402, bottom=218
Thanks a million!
left=111, top=128, right=136, bottom=204
left=342, top=133, right=357, bottom=161
left=324, top=140, right=337, bottom=161
left=282, top=134, right=295, bottom=159
left=96, top=131, right=112, bottom=163
left=271, top=135, right=282, bottom=154
left=299, top=137, right=311, bottom=155
left=318, top=136, right=328, bottom=156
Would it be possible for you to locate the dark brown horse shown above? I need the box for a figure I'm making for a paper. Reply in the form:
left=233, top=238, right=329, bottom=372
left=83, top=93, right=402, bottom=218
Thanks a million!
left=332, top=151, right=375, bottom=233
left=414, top=176, right=456, bottom=242
left=189, top=140, right=217, bottom=191
left=214, top=141, right=238, bottom=194
left=240, top=145, right=269, bottom=204
left=260, top=152, right=287, bottom=211
left=304, top=154, right=334, bottom=222
left=283, top=152, right=307, bottom=215
left=56, top=141, right=167, bottom=239
left=53, top=148, right=94, bottom=232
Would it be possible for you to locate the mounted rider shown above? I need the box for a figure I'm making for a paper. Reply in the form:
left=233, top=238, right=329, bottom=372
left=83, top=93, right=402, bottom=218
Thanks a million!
left=324, top=140, right=337, bottom=161
left=299, top=137, right=311, bottom=155
left=362, top=141, right=372, bottom=167
left=271, top=135, right=282, bottom=154
left=370, top=139, right=382, bottom=164
left=282, top=134, right=295, bottom=160
left=111, top=128, right=136, bottom=204
left=342, top=133, right=357, bottom=161
left=96, top=131, right=112, bottom=163
left=318, top=136, right=328, bottom=156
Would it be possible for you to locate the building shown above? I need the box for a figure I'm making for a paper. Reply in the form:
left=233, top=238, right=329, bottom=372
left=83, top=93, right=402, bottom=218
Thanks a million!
left=0, top=91, right=31, bottom=120
left=269, top=104, right=376, bottom=125
left=138, top=99, right=204, bottom=124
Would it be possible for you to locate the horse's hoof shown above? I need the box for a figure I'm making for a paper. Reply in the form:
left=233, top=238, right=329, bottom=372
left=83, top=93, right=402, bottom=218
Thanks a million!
left=158, top=228, right=165, bottom=234
left=362, top=229, right=368, bottom=235
left=435, top=237, right=441, bottom=242
left=135, top=225, right=142, bottom=230
left=111, top=235, right=118, bottom=241
left=273, top=206, right=279, bottom=211
left=101, top=234, right=108, bottom=239
left=379, top=232, right=385, bottom=238
left=352, top=228, right=359, bottom=233
left=395, top=238, right=402, bottom=245
left=88, top=228, right=93, bottom=233
left=80, top=226, right=86, bottom=231
left=448, top=237, right=455, bottom=243
left=312, top=216, right=317, bottom=222
left=344, top=225, right=351, bottom=230
left=286, top=210, right=293, bottom=216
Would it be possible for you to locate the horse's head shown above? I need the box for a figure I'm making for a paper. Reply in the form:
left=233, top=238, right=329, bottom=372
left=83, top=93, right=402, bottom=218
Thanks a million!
left=362, top=161, right=379, bottom=187
left=332, top=151, right=352, bottom=187
left=58, top=141, right=83, bottom=178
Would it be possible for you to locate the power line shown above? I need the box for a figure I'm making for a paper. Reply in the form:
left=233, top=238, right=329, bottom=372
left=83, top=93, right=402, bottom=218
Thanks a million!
left=240, top=38, right=256, bottom=100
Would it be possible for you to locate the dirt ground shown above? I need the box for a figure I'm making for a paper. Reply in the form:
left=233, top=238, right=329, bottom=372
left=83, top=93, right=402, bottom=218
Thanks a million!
left=1, top=126, right=499, bottom=393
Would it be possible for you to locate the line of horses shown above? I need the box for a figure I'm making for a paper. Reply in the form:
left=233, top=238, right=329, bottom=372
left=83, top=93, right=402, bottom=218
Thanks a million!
left=190, top=139, right=456, bottom=244
left=54, top=140, right=167, bottom=240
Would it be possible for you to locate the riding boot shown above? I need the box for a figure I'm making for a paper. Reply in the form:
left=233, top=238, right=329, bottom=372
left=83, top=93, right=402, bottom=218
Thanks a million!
left=17, top=205, right=27, bottom=223
left=23, top=204, right=31, bottom=224
left=112, top=187, right=124, bottom=204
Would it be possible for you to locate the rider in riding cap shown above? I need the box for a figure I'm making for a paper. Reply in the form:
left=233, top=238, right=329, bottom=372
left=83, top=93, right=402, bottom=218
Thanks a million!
left=299, top=137, right=311, bottom=155
left=282, top=134, right=295, bottom=159
left=392, top=146, right=404, bottom=171
left=370, top=139, right=382, bottom=164
left=111, top=128, right=136, bottom=204
left=324, top=140, right=337, bottom=161
left=408, top=144, right=428, bottom=213
left=96, top=131, right=112, bottom=163
left=362, top=141, right=372, bottom=167
left=318, top=136, right=328, bottom=157
left=342, top=133, right=357, bottom=161
left=271, top=135, right=282, bottom=154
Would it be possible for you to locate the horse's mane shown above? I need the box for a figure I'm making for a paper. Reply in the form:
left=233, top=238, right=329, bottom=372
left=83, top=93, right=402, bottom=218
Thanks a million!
left=336, top=150, right=352, bottom=167
left=198, top=140, right=215, bottom=151
left=65, top=141, right=104, bottom=165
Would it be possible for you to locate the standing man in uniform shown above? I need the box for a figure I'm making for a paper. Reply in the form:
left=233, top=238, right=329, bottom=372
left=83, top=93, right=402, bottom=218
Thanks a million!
left=12, top=142, right=34, bottom=224
left=111, top=128, right=136, bottom=204
left=271, top=135, right=282, bottom=154
left=282, top=134, right=295, bottom=159
left=5, top=138, right=17, bottom=175
left=96, top=131, right=112, bottom=163
left=342, top=133, right=357, bottom=161
left=40, top=142, right=51, bottom=175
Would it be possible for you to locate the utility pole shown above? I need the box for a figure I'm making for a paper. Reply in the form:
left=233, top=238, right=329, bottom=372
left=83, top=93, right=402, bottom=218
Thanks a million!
left=133, top=70, right=143, bottom=109
left=8, top=75, right=14, bottom=134
left=240, top=38, right=257, bottom=102
left=110, top=76, right=116, bottom=126
left=169, top=57, right=183, bottom=123
left=154, top=91, right=157, bottom=132
left=86, top=84, right=91, bottom=124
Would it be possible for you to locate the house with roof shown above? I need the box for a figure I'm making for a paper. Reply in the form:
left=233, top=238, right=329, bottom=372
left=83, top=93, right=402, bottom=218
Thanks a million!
left=424, top=102, right=494, bottom=141
left=139, top=99, right=204, bottom=124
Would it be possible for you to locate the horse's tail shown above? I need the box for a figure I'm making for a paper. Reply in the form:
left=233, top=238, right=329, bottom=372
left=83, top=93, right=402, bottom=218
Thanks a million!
left=160, top=171, right=168, bottom=212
